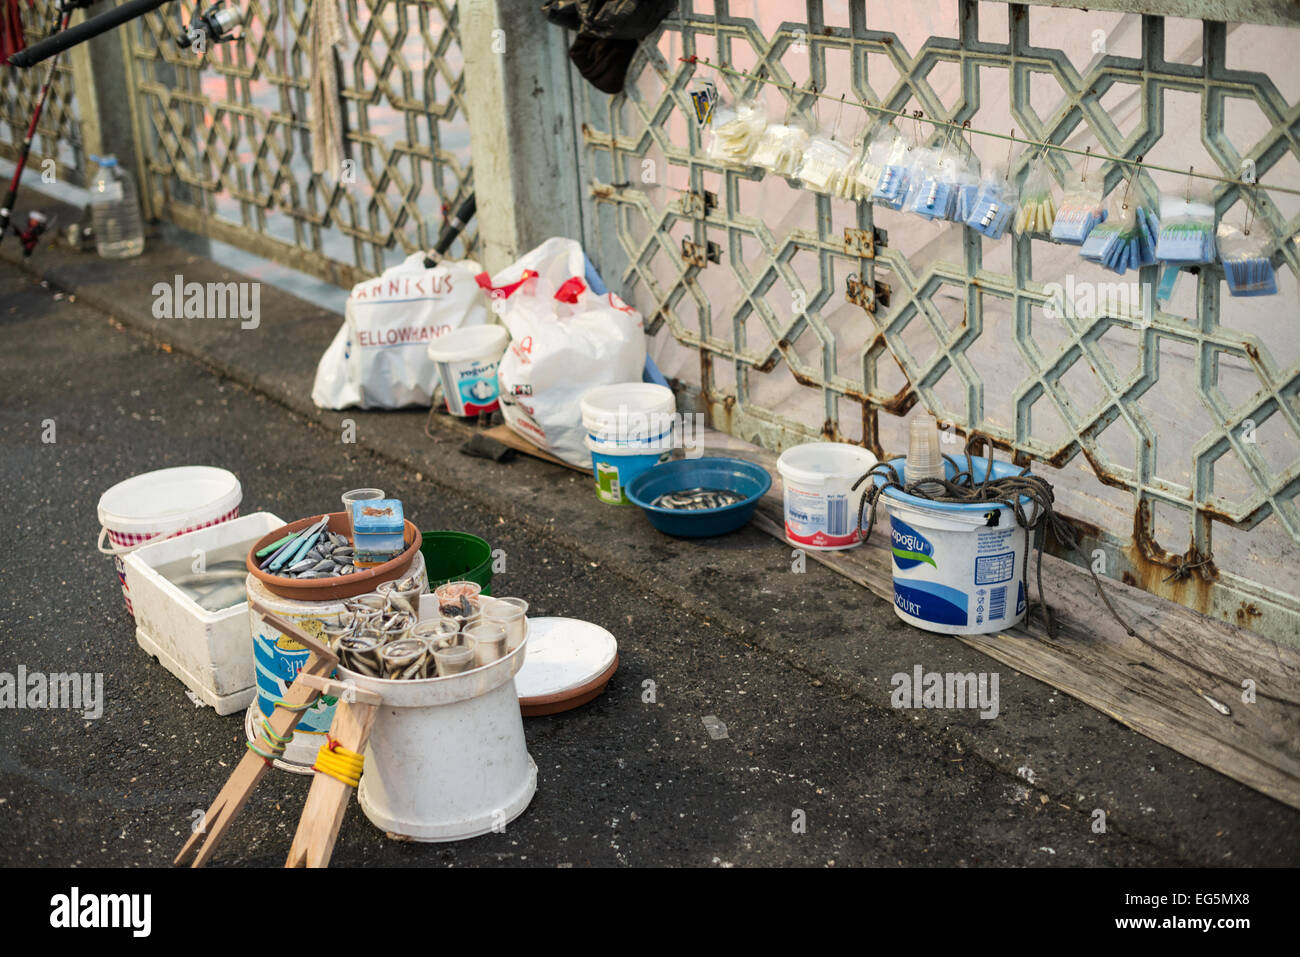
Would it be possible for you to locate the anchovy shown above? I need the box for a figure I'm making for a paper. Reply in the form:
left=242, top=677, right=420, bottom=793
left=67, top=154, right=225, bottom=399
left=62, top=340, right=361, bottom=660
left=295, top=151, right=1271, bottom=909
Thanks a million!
left=651, top=487, right=745, bottom=510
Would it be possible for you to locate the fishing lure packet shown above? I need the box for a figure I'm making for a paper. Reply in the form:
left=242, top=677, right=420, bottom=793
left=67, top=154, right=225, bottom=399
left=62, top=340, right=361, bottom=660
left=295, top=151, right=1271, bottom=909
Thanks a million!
left=905, top=145, right=960, bottom=221
left=750, top=116, right=812, bottom=177
left=1051, top=168, right=1106, bottom=244
left=869, top=128, right=915, bottom=209
left=964, top=166, right=1017, bottom=239
left=797, top=133, right=856, bottom=195
left=1015, top=155, right=1058, bottom=236
left=851, top=123, right=901, bottom=201
left=704, top=98, right=767, bottom=169
left=1155, top=189, right=1216, bottom=264
left=1217, top=220, right=1278, bottom=296
left=1079, top=202, right=1160, bottom=275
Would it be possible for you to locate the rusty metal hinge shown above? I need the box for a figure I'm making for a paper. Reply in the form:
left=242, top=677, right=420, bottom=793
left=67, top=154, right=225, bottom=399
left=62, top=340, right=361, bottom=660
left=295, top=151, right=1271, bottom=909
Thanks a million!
left=846, top=273, right=890, bottom=313
left=844, top=226, right=888, bottom=259
left=682, top=189, right=718, bottom=218
left=682, top=237, right=721, bottom=268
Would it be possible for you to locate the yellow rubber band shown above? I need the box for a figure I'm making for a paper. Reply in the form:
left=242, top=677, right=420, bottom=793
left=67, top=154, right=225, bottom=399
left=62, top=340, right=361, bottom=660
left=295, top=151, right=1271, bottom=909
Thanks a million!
left=313, top=743, right=364, bottom=788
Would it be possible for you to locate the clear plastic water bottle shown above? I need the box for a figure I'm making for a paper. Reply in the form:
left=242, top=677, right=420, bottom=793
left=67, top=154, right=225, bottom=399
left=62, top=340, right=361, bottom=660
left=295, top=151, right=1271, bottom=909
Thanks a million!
left=88, top=154, right=144, bottom=259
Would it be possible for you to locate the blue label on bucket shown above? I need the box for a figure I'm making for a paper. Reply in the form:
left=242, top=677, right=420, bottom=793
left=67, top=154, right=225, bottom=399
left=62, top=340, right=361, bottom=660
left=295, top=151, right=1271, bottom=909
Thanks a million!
left=252, top=626, right=335, bottom=733
left=890, top=517, right=936, bottom=570
left=894, top=580, right=968, bottom=626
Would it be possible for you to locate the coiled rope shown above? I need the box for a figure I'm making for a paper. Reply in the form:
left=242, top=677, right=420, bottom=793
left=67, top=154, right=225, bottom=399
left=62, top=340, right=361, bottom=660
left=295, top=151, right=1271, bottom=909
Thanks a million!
left=850, top=435, right=1136, bottom=639
left=313, top=736, right=364, bottom=788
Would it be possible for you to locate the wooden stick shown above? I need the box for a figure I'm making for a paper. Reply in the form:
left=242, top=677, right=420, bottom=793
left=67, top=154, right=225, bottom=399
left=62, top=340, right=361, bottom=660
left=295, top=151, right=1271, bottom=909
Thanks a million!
left=284, top=678, right=381, bottom=868
left=175, top=604, right=339, bottom=867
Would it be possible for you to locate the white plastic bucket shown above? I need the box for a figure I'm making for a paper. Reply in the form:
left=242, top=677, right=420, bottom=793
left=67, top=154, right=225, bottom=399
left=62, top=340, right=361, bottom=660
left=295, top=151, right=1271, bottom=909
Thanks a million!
left=427, top=324, right=509, bottom=416
left=97, top=466, right=243, bottom=613
left=341, top=636, right=536, bottom=842
left=878, top=456, right=1029, bottom=635
left=584, top=434, right=670, bottom=505
left=776, top=443, right=878, bottom=550
left=580, top=382, right=676, bottom=447
left=244, top=551, right=430, bottom=773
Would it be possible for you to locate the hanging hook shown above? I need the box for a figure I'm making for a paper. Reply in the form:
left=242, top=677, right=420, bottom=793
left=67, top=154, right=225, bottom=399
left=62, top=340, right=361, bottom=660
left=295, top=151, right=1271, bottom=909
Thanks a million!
left=831, top=93, right=846, bottom=140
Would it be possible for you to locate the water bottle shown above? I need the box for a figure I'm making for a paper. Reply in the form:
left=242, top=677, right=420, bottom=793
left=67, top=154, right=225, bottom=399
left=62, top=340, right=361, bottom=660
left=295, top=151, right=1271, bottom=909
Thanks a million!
left=88, top=154, right=144, bottom=259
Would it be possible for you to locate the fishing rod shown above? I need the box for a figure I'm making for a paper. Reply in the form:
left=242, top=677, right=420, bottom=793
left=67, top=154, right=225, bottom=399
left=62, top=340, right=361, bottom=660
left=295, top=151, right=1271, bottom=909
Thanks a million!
left=0, top=0, right=86, bottom=251
left=2, top=1, right=242, bottom=253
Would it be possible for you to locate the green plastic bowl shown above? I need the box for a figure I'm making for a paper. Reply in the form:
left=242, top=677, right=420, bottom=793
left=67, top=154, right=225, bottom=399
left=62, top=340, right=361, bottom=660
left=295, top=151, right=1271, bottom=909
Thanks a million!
left=420, top=531, right=493, bottom=595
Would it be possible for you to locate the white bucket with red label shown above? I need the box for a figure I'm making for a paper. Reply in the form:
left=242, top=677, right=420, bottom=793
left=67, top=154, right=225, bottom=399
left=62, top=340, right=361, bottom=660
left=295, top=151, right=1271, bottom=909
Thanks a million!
left=776, top=442, right=878, bottom=550
left=427, top=324, right=509, bottom=416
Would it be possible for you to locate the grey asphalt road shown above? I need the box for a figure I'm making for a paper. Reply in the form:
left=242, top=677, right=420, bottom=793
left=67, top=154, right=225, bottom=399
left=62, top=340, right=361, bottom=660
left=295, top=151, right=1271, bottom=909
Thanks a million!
left=0, top=263, right=1293, bottom=868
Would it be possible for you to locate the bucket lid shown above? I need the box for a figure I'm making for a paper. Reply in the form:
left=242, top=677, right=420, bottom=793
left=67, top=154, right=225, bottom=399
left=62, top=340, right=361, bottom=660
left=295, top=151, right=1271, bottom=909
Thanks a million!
left=580, top=382, right=675, bottom=422
left=97, top=466, right=241, bottom=531
left=516, top=617, right=618, bottom=716
left=426, top=323, right=509, bottom=363
left=776, top=442, right=877, bottom=487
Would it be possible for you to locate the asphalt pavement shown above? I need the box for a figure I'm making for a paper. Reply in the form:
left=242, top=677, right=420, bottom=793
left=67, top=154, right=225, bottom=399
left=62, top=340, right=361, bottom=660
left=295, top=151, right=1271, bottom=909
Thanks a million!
left=1, top=246, right=1296, bottom=867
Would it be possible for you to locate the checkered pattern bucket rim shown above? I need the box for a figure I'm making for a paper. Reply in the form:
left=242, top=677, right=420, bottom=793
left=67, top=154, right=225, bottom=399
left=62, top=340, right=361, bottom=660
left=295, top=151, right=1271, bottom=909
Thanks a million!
left=104, top=507, right=241, bottom=611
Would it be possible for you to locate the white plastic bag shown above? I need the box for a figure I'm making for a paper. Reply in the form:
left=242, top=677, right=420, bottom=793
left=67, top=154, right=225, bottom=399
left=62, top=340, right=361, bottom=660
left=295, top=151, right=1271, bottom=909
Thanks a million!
left=311, top=252, right=489, bottom=409
left=488, top=238, right=647, bottom=468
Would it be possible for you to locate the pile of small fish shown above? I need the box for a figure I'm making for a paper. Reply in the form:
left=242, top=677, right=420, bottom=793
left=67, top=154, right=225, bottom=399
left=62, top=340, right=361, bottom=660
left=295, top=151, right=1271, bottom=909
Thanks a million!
left=651, top=487, right=746, bottom=511
left=282, top=531, right=357, bottom=578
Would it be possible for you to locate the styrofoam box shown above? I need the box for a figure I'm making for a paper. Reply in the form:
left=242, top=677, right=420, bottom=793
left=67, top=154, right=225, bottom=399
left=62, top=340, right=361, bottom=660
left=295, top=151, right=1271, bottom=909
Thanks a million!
left=123, top=511, right=284, bottom=715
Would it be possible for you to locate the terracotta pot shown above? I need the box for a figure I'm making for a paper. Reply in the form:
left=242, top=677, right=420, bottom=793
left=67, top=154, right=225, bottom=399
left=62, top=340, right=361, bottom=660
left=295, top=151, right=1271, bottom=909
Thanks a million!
left=246, top=512, right=422, bottom=602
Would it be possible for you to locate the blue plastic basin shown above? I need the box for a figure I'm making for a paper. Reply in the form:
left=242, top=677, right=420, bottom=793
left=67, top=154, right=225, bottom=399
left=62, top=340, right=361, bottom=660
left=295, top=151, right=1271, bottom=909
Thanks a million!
left=626, top=457, right=772, bottom=538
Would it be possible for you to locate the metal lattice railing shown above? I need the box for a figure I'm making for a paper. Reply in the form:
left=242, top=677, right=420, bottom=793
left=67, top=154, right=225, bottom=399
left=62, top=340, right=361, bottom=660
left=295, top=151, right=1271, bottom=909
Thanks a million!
left=0, top=0, right=84, bottom=185
left=577, top=1, right=1300, bottom=644
left=125, top=0, right=475, bottom=287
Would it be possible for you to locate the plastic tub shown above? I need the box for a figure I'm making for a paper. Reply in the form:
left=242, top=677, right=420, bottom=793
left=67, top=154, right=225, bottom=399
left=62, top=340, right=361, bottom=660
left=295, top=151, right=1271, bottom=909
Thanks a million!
left=123, top=511, right=283, bottom=714
left=580, top=382, right=676, bottom=447
left=584, top=435, right=670, bottom=505
left=420, top=531, right=493, bottom=595
left=625, top=457, right=771, bottom=537
left=775, top=442, right=878, bottom=550
left=97, top=466, right=243, bottom=613
left=875, top=455, right=1031, bottom=635
left=340, top=637, right=536, bottom=841
left=427, top=324, right=509, bottom=416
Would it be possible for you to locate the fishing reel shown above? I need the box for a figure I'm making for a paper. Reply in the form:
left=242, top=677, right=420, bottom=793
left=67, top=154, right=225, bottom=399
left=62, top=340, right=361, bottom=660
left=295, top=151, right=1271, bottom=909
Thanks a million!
left=174, top=3, right=243, bottom=52
left=10, top=210, right=56, bottom=258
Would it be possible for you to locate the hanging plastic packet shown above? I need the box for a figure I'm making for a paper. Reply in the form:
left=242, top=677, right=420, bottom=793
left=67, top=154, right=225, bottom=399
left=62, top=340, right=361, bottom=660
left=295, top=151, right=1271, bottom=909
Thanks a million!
left=1078, top=181, right=1159, bottom=275
left=1156, top=180, right=1216, bottom=264
left=798, top=134, right=855, bottom=194
left=796, top=95, right=858, bottom=195
left=870, top=128, right=916, bottom=210
left=964, top=165, right=1017, bottom=239
left=1217, top=219, right=1277, bottom=296
left=750, top=105, right=812, bottom=178
left=704, top=98, right=767, bottom=169
left=851, top=123, right=900, bottom=201
left=950, top=151, right=981, bottom=223
left=1051, top=161, right=1106, bottom=244
left=906, top=141, right=961, bottom=221
left=1014, top=153, right=1058, bottom=236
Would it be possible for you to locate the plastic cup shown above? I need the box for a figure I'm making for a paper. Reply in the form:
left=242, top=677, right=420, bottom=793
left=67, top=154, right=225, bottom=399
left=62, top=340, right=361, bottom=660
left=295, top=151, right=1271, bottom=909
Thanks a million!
left=380, top=637, right=432, bottom=680
left=481, top=596, right=528, bottom=651
left=412, top=618, right=460, bottom=650
left=341, top=488, right=385, bottom=538
left=380, top=612, right=416, bottom=642
left=906, top=413, right=945, bottom=490
left=376, top=579, right=420, bottom=615
left=435, top=580, right=482, bottom=617
left=434, top=642, right=476, bottom=677
left=464, top=621, right=507, bottom=667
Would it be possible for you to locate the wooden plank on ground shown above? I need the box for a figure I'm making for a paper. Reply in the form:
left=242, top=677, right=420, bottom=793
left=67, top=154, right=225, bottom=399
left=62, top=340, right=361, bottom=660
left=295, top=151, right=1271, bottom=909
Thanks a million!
left=727, top=435, right=1300, bottom=809
left=481, top=424, right=590, bottom=473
